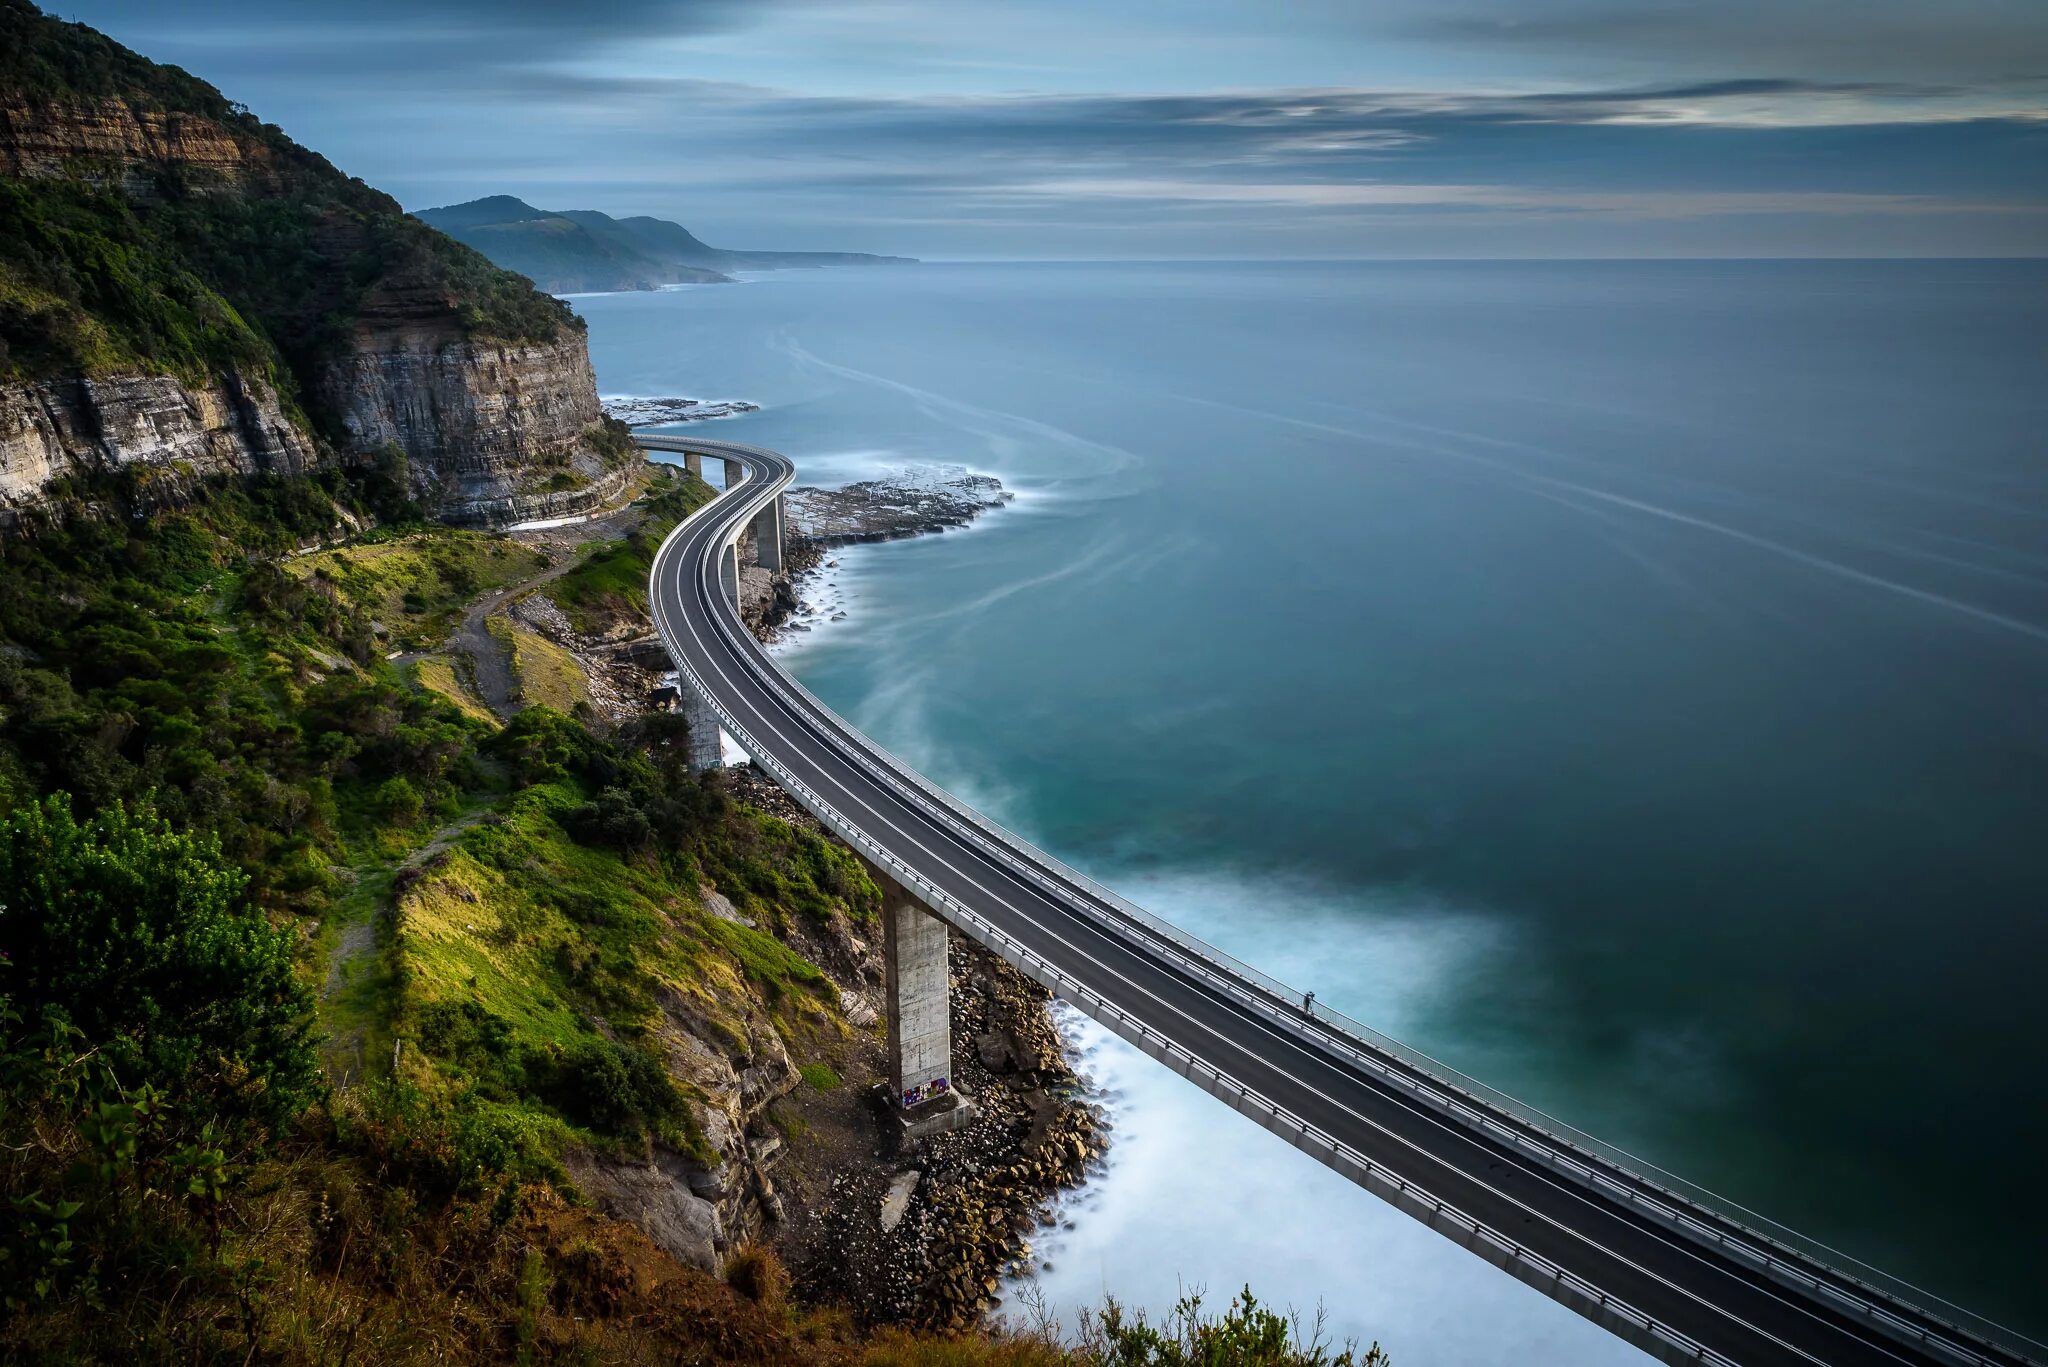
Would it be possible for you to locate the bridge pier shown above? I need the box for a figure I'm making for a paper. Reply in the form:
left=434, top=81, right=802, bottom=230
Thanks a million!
left=879, top=881, right=975, bottom=1139
left=679, top=683, right=725, bottom=774
left=718, top=542, right=739, bottom=607
left=750, top=496, right=784, bottom=571
left=721, top=457, right=745, bottom=492
left=682, top=451, right=702, bottom=479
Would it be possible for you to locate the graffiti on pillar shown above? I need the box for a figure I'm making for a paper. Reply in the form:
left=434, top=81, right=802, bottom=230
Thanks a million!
left=900, top=1076, right=951, bottom=1108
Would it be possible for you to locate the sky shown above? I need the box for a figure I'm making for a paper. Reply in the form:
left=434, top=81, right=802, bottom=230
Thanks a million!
left=53, top=0, right=2048, bottom=257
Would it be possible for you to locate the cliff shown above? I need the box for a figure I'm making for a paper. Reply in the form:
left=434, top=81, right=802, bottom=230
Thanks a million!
left=0, top=0, right=617, bottom=527
left=417, top=196, right=915, bottom=293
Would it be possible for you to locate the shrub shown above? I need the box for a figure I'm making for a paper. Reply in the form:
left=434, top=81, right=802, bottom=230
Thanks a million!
left=543, top=1037, right=686, bottom=1140
left=0, top=794, right=320, bottom=1137
left=373, top=774, right=424, bottom=826
left=723, top=1242, right=790, bottom=1309
left=1077, top=1289, right=1386, bottom=1366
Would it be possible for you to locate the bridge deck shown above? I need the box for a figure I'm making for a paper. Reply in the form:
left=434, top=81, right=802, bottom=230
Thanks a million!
left=643, top=434, right=2039, bottom=1367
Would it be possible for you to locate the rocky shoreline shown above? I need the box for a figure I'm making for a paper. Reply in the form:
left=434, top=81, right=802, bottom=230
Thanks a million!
left=502, top=458, right=1097, bottom=1332
left=602, top=395, right=761, bottom=425
left=785, top=466, right=1012, bottom=545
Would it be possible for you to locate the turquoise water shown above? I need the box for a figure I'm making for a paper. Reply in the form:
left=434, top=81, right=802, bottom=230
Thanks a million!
left=575, top=260, right=2048, bottom=1351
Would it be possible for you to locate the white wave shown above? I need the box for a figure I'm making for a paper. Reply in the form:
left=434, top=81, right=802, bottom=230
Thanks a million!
left=1007, top=868, right=1650, bottom=1366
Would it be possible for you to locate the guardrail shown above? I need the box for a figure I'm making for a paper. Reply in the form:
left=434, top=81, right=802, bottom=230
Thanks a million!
left=645, top=438, right=2042, bottom=1367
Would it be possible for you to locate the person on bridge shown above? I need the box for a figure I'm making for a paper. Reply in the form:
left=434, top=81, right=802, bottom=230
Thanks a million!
left=1304, top=989, right=1316, bottom=1017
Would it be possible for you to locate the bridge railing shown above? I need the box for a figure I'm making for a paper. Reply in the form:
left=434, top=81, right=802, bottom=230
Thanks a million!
left=743, top=630, right=2037, bottom=1366
left=654, top=625, right=1745, bottom=1367
left=648, top=441, right=2041, bottom=1367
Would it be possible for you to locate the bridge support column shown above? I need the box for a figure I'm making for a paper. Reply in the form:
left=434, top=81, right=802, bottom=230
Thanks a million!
left=882, top=889, right=974, bottom=1140
left=719, top=542, right=740, bottom=606
left=682, top=451, right=702, bottom=479
left=679, top=683, right=725, bottom=774
left=721, top=457, right=745, bottom=493
left=750, top=495, right=784, bottom=571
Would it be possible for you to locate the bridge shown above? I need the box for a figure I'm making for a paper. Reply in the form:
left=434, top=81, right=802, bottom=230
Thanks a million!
left=640, top=433, right=2042, bottom=1367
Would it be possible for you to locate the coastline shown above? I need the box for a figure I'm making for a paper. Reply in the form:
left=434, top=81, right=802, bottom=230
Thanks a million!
left=529, top=452, right=1102, bottom=1331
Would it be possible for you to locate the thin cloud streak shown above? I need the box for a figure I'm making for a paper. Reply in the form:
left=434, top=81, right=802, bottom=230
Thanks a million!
left=49, top=0, right=2048, bottom=256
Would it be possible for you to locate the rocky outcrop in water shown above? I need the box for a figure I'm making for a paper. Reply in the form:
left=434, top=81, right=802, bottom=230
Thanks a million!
left=602, top=396, right=761, bottom=426
left=785, top=468, right=1012, bottom=545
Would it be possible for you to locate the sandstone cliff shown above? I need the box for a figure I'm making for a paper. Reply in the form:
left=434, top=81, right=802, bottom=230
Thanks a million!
left=0, top=1, right=618, bottom=528
left=0, top=370, right=318, bottom=516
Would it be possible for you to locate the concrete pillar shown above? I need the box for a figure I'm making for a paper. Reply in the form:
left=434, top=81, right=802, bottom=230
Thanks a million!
left=682, top=451, right=702, bottom=479
left=750, top=495, right=784, bottom=571
left=719, top=541, right=739, bottom=606
left=679, top=683, right=724, bottom=774
left=721, top=457, right=745, bottom=493
left=884, top=898, right=953, bottom=1108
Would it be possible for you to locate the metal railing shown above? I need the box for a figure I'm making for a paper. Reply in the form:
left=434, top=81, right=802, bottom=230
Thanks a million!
left=645, top=439, right=2043, bottom=1367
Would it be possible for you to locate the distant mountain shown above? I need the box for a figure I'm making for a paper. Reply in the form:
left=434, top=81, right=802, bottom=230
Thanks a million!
left=415, top=197, right=915, bottom=294
left=413, top=198, right=727, bottom=292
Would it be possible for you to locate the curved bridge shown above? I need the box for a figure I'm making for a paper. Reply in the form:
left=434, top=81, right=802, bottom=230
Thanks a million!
left=643, top=434, right=2040, bottom=1367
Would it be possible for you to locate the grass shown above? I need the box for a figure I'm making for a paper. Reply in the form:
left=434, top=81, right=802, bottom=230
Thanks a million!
left=498, top=613, right=590, bottom=713
left=799, top=1062, right=842, bottom=1092
left=410, top=653, right=495, bottom=723
left=547, top=471, right=715, bottom=633
left=292, top=532, right=547, bottom=649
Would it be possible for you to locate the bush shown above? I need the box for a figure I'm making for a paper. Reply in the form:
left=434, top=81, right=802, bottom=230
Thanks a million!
left=373, top=774, right=424, bottom=826
left=0, top=794, right=320, bottom=1137
left=543, top=1037, right=686, bottom=1140
left=1077, top=1289, right=1385, bottom=1366
left=723, top=1242, right=790, bottom=1309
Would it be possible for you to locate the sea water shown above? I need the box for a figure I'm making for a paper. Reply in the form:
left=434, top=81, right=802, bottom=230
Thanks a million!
left=575, top=259, right=2048, bottom=1360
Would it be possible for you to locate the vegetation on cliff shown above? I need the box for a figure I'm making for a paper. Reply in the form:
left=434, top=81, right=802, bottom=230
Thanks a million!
left=0, top=0, right=574, bottom=401
left=0, top=462, right=1383, bottom=1363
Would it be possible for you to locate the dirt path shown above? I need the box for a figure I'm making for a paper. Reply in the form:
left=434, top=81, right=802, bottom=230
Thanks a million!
left=445, top=476, right=660, bottom=718
left=323, top=806, right=491, bottom=1005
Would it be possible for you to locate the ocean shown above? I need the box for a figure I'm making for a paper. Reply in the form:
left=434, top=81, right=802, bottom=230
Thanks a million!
left=573, top=259, right=2048, bottom=1362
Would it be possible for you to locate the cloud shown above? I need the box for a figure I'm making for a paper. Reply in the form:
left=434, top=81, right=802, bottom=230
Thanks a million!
left=1408, top=0, right=2048, bottom=86
left=48, top=0, right=2048, bottom=256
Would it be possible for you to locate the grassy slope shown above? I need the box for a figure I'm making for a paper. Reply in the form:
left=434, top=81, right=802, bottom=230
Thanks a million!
left=546, top=473, right=717, bottom=632
left=292, top=532, right=550, bottom=650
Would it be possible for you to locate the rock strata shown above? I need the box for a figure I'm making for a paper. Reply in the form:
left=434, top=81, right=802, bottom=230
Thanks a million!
left=0, top=59, right=620, bottom=529
left=1, top=371, right=319, bottom=525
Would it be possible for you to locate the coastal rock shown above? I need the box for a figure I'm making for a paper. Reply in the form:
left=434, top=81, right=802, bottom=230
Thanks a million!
left=603, top=396, right=761, bottom=426
left=565, top=1149, right=724, bottom=1272
left=784, top=466, right=1012, bottom=546
left=319, top=313, right=616, bottom=526
left=880, top=1171, right=921, bottom=1233
left=0, top=84, right=623, bottom=530
left=0, top=94, right=288, bottom=195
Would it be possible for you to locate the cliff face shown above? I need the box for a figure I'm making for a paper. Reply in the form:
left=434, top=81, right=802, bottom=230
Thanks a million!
left=0, top=368, right=318, bottom=516
left=0, top=2, right=620, bottom=528
left=318, top=301, right=613, bottom=525
left=0, top=93, right=287, bottom=194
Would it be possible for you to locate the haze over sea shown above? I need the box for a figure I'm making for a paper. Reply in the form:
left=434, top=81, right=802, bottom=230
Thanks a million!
left=578, top=259, right=2048, bottom=1362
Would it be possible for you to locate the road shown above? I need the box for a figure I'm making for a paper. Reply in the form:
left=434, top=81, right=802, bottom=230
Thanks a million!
left=645, top=435, right=2039, bottom=1367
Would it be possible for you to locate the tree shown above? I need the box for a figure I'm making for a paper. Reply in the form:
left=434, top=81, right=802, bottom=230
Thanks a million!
left=0, top=794, right=319, bottom=1136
